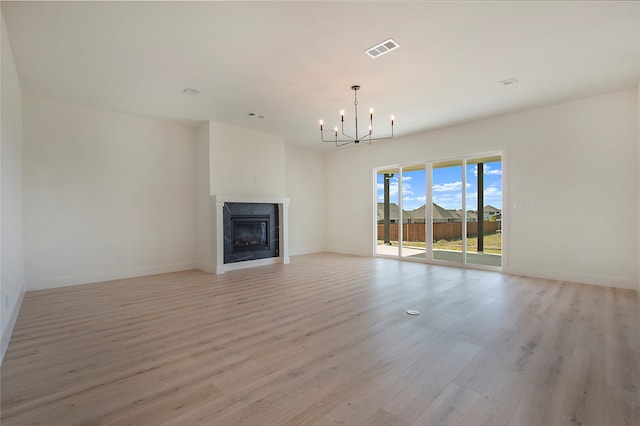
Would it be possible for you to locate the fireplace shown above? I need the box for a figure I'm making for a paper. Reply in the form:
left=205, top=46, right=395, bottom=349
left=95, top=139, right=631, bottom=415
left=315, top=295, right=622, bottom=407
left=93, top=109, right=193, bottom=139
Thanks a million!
left=213, top=195, right=290, bottom=274
left=223, top=202, right=279, bottom=264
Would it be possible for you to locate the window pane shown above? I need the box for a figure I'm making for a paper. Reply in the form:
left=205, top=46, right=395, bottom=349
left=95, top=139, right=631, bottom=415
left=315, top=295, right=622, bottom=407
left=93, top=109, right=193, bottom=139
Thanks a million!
left=401, top=166, right=426, bottom=258
left=376, top=169, right=399, bottom=256
left=432, top=161, right=463, bottom=263
left=466, top=159, right=502, bottom=267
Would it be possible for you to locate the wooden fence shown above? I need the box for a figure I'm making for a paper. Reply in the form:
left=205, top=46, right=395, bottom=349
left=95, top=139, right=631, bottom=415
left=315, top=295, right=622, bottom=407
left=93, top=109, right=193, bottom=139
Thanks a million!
left=377, top=221, right=501, bottom=242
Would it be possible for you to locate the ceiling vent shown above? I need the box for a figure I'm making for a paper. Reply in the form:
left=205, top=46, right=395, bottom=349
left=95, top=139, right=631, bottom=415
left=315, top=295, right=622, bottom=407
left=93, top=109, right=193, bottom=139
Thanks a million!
left=499, top=77, right=518, bottom=86
left=183, top=88, right=200, bottom=96
left=365, top=38, right=400, bottom=59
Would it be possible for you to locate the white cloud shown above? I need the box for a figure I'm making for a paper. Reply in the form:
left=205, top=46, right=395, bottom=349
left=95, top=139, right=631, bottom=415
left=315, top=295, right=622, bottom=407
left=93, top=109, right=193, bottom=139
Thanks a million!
left=433, top=194, right=459, bottom=209
left=379, top=173, right=501, bottom=209
left=404, top=195, right=426, bottom=203
left=402, top=195, right=426, bottom=210
left=471, top=164, right=502, bottom=177
left=432, top=181, right=472, bottom=192
left=485, top=186, right=502, bottom=196
left=433, top=181, right=462, bottom=192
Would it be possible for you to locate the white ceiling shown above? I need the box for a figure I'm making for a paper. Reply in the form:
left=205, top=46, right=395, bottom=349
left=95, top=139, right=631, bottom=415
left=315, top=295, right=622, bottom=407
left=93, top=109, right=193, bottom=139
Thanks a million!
left=2, top=1, right=639, bottom=149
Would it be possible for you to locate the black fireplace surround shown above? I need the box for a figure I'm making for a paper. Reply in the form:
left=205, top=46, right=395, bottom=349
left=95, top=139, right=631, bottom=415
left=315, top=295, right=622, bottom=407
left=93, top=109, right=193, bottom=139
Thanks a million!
left=223, top=202, right=279, bottom=264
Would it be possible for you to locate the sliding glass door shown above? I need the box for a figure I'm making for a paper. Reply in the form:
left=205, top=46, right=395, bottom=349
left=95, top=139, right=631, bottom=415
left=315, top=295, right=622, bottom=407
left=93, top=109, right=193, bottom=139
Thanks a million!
left=375, top=153, right=502, bottom=269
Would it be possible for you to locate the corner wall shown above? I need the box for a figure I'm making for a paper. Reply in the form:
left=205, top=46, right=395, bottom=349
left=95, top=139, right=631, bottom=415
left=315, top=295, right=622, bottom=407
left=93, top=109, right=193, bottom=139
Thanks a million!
left=196, top=122, right=213, bottom=272
left=1, top=11, right=25, bottom=360
left=23, top=96, right=198, bottom=290
left=326, top=89, right=639, bottom=289
left=285, top=144, right=327, bottom=255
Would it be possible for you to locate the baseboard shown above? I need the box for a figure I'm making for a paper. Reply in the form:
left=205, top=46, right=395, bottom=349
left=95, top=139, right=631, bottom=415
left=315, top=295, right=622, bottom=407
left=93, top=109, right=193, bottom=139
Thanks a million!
left=195, top=263, right=214, bottom=274
left=289, top=247, right=328, bottom=256
left=503, top=265, right=637, bottom=290
left=326, top=247, right=372, bottom=257
left=1, top=288, right=25, bottom=363
left=26, top=262, right=199, bottom=291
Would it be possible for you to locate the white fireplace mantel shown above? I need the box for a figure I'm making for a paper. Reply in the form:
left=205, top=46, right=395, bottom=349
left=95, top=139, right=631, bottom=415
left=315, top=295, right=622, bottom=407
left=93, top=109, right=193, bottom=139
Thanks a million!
left=212, top=195, right=290, bottom=274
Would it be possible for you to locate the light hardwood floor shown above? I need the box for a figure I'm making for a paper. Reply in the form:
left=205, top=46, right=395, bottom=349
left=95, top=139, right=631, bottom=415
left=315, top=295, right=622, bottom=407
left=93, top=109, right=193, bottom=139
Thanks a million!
left=2, top=253, right=639, bottom=425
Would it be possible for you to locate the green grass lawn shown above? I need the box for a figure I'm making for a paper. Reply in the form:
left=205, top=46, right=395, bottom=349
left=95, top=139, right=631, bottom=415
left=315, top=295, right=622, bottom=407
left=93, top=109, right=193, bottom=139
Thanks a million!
left=378, top=232, right=502, bottom=255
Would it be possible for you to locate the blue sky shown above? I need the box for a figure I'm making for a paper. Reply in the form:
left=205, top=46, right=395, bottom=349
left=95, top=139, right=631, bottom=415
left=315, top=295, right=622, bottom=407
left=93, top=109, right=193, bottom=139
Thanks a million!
left=377, top=161, right=502, bottom=211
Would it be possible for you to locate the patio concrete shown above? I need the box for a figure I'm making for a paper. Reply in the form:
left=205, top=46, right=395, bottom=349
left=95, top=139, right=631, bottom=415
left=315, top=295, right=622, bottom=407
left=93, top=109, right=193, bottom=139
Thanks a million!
left=376, top=244, right=501, bottom=267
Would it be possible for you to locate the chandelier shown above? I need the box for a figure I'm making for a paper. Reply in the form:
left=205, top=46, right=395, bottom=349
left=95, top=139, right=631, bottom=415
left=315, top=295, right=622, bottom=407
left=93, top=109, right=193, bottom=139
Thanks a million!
left=319, top=85, right=394, bottom=147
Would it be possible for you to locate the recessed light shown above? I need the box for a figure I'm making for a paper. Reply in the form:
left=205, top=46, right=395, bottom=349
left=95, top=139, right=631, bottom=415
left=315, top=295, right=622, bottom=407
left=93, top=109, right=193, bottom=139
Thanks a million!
left=365, top=38, right=400, bottom=59
left=499, top=77, right=518, bottom=86
left=183, top=88, right=200, bottom=96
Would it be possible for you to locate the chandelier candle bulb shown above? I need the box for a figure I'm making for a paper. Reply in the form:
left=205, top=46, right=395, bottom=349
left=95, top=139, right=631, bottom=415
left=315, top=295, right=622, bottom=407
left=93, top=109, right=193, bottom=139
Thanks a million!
left=341, top=110, right=345, bottom=121
left=319, top=120, right=323, bottom=131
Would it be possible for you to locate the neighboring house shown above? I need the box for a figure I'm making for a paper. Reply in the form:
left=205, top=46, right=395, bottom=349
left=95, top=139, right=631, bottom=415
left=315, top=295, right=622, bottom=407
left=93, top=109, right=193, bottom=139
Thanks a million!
left=378, top=203, right=499, bottom=224
left=434, top=205, right=461, bottom=223
left=377, top=203, right=470, bottom=223
left=376, top=203, right=401, bottom=224
left=458, top=209, right=478, bottom=222
left=483, top=205, right=501, bottom=221
left=465, top=206, right=501, bottom=221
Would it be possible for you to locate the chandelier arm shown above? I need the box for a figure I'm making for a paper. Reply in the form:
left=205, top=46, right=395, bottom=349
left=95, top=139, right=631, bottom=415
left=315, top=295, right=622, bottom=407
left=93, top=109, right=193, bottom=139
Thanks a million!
left=322, top=138, right=357, bottom=144
left=320, top=134, right=355, bottom=146
left=321, top=132, right=356, bottom=144
left=341, top=120, right=356, bottom=140
left=367, top=124, right=393, bottom=142
left=321, top=126, right=356, bottom=144
left=322, top=129, right=392, bottom=143
left=340, top=131, right=355, bottom=140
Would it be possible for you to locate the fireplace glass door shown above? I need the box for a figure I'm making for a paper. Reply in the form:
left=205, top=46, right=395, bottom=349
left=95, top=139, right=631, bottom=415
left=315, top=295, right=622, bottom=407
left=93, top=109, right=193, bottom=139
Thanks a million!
left=232, top=216, right=269, bottom=252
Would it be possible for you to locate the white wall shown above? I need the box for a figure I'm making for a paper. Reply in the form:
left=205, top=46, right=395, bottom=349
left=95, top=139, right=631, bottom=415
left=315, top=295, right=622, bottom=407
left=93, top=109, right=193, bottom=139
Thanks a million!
left=326, top=89, right=639, bottom=289
left=195, top=122, right=213, bottom=272
left=285, top=144, right=327, bottom=255
left=209, top=121, right=285, bottom=197
left=1, top=12, right=25, bottom=360
left=23, top=96, right=198, bottom=290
